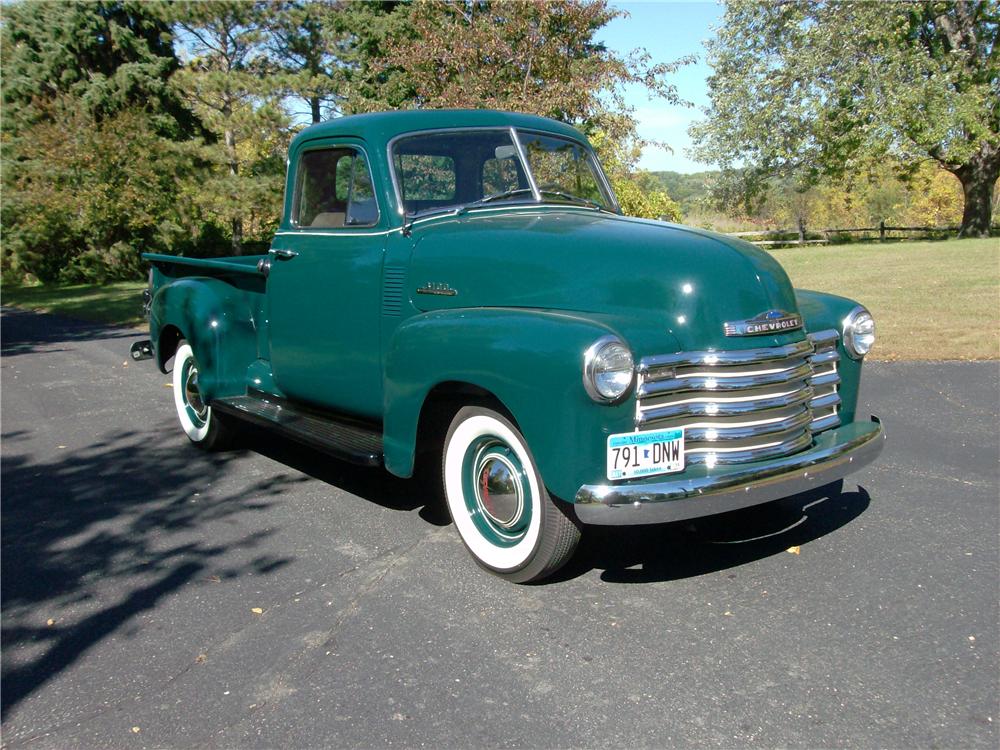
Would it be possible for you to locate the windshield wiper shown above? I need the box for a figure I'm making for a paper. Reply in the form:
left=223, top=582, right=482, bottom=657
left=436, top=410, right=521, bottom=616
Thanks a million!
left=456, top=188, right=535, bottom=214
left=537, top=189, right=604, bottom=211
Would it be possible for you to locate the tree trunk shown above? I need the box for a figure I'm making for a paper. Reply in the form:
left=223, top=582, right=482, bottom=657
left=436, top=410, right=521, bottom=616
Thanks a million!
left=231, top=217, right=243, bottom=255
left=311, top=96, right=321, bottom=124
left=954, top=147, right=999, bottom=238
left=224, top=125, right=243, bottom=255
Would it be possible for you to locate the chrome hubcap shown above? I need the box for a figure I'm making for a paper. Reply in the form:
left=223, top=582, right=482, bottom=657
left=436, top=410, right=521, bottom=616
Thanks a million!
left=475, top=455, right=523, bottom=528
left=184, top=365, right=208, bottom=420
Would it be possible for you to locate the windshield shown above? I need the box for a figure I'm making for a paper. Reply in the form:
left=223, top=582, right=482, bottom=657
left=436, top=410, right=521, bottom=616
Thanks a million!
left=390, top=128, right=618, bottom=217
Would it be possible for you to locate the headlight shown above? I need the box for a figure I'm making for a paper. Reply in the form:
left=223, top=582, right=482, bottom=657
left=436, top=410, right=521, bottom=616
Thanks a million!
left=583, top=336, right=634, bottom=402
left=842, top=306, right=875, bottom=359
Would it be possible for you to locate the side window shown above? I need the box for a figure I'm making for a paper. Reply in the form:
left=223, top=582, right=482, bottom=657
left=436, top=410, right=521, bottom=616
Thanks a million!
left=293, top=147, right=379, bottom=229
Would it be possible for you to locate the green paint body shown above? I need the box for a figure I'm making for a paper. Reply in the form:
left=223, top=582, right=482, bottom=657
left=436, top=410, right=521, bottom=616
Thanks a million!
left=143, top=110, right=871, bottom=503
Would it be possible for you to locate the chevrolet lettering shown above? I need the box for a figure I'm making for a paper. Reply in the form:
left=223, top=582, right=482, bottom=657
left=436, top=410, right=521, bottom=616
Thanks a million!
left=134, top=109, right=885, bottom=583
left=724, top=309, right=804, bottom=336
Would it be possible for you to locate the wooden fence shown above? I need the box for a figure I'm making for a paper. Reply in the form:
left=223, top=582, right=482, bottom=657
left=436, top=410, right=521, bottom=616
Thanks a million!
left=726, top=220, right=978, bottom=247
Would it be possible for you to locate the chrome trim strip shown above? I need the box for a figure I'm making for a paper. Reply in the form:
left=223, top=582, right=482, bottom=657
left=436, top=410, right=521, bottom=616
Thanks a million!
left=639, top=339, right=814, bottom=371
left=684, top=430, right=814, bottom=464
left=808, top=329, right=839, bottom=348
left=636, top=388, right=813, bottom=424
left=809, top=349, right=840, bottom=365
left=808, top=371, right=841, bottom=387
left=809, top=412, right=842, bottom=433
left=682, top=410, right=813, bottom=442
left=637, top=361, right=812, bottom=398
left=574, top=416, right=885, bottom=525
left=809, top=391, right=841, bottom=410
left=510, top=127, right=541, bottom=202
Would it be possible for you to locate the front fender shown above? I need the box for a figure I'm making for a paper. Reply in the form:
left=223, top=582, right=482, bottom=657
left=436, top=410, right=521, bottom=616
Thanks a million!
left=795, top=288, right=867, bottom=423
left=149, top=276, right=260, bottom=402
left=382, top=308, right=637, bottom=500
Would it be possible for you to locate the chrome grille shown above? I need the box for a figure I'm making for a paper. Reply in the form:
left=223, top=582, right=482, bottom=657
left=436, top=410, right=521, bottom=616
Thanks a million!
left=635, top=332, right=841, bottom=466
left=806, top=329, right=841, bottom=432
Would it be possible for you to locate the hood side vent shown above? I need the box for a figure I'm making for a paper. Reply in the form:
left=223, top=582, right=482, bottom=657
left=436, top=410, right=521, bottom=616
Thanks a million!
left=382, top=266, right=406, bottom=316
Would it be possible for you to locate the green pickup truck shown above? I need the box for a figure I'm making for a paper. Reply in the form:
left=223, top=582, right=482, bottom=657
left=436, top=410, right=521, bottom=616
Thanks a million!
left=136, top=109, right=884, bottom=583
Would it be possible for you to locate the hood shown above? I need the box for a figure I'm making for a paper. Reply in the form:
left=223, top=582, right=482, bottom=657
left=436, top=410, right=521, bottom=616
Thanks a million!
left=406, top=207, right=802, bottom=353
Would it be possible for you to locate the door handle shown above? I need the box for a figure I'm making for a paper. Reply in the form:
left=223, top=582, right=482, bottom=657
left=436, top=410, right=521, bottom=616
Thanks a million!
left=270, top=248, right=299, bottom=260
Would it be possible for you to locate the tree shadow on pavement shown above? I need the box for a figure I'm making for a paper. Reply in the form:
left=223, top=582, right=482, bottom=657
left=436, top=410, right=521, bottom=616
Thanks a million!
left=552, top=481, right=871, bottom=584
left=0, top=307, right=140, bottom=358
left=0, top=429, right=298, bottom=716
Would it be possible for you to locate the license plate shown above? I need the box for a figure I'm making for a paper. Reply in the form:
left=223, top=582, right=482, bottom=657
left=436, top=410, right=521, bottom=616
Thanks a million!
left=607, top=428, right=685, bottom=480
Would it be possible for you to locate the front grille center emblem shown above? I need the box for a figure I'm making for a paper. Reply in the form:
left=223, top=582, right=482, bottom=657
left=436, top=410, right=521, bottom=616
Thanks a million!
left=724, top=309, right=803, bottom=336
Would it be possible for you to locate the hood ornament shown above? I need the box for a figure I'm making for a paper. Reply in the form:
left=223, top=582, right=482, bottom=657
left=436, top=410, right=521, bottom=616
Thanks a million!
left=724, top=309, right=803, bottom=336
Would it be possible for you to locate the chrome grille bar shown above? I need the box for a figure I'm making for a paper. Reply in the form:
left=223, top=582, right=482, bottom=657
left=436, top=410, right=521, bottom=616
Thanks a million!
left=637, top=360, right=813, bottom=397
left=638, top=339, right=814, bottom=373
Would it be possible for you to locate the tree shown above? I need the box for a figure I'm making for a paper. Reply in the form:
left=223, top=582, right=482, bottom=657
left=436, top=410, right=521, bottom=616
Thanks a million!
left=1, top=0, right=207, bottom=282
left=1, top=0, right=196, bottom=137
left=171, top=1, right=288, bottom=253
left=356, top=0, right=689, bottom=218
left=2, top=97, right=210, bottom=282
left=690, top=0, right=999, bottom=237
left=263, top=1, right=346, bottom=123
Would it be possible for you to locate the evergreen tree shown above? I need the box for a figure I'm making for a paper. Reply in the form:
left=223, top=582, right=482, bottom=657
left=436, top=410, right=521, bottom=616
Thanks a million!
left=2, top=0, right=196, bottom=137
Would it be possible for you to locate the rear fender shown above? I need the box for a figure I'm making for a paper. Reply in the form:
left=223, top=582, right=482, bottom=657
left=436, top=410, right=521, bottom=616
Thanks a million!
left=149, top=277, right=259, bottom=402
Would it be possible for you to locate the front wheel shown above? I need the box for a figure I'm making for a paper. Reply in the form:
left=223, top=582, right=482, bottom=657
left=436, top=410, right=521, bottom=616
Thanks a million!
left=442, top=406, right=580, bottom=583
left=172, top=340, right=233, bottom=451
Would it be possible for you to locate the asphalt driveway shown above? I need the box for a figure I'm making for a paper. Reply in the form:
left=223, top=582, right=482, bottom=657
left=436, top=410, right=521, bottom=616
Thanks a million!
left=1, top=307, right=997, bottom=749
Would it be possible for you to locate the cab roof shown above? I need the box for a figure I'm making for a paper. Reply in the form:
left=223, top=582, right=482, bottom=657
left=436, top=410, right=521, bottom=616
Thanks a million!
left=290, top=109, right=586, bottom=151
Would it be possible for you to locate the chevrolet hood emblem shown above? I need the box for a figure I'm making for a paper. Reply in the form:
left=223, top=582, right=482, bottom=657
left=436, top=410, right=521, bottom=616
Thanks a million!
left=724, top=309, right=803, bottom=336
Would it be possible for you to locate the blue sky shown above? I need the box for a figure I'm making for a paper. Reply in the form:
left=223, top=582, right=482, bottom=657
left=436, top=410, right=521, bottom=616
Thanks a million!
left=597, top=1, right=723, bottom=173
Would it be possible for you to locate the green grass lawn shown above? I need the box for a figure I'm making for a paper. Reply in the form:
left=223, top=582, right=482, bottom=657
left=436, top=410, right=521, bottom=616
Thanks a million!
left=2, top=237, right=998, bottom=359
left=1, top=281, right=147, bottom=327
left=771, top=237, right=999, bottom=360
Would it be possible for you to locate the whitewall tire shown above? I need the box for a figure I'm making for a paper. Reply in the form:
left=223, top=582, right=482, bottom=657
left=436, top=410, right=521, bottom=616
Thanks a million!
left=443, top=406, right=580, bottom=583
left=172, top=340, right=233, bottom=451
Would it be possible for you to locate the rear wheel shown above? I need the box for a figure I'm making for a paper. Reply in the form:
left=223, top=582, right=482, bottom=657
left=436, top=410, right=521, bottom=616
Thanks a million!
left=442, top=406, right=580, bottom=583
left=172, top=340, right=233, bottom=451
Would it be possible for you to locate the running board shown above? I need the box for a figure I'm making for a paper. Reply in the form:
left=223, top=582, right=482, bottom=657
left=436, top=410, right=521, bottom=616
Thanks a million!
left=212, top=391, right=383, bottom=467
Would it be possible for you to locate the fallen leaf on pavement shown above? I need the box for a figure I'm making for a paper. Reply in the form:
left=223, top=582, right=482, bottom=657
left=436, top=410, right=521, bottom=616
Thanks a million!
left=251, top=607, right=264, bottom=615
left=786, top=546, right=801, bottom=555
left=131, top=727, right=140, bottom=734
left=46, top=618, right=55, bottom=626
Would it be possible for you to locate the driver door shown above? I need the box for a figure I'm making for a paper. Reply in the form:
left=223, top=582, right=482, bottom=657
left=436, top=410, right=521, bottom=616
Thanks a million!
left=266, top=139, right=386, bottom=418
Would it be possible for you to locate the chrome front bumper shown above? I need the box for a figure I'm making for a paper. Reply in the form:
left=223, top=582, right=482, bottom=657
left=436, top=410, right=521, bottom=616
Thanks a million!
left=574, top=416, right=885, bottom=526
